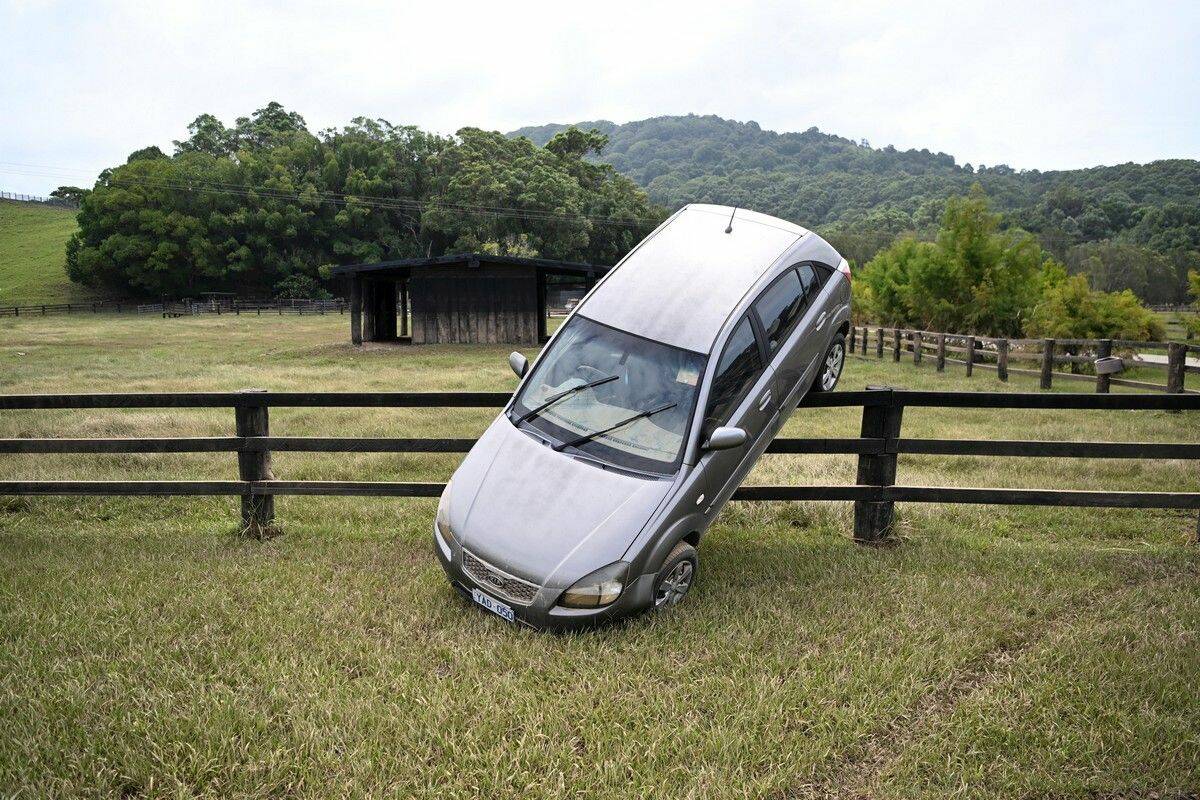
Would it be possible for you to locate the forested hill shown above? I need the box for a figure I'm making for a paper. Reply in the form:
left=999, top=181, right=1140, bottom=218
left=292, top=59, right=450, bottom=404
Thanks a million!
left=511, top=115, right=1200, bottom=302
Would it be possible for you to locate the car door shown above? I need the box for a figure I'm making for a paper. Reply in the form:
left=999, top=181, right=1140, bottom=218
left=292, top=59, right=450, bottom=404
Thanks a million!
left=778, top=263, right=835, bottom=409
left=696, top=314, right=777, bottom=511
left=750, top=266, right=811, bottom=415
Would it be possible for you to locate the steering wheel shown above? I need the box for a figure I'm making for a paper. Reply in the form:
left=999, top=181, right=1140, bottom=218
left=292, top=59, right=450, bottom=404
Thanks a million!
left=577, top=364, right=607, bottom=381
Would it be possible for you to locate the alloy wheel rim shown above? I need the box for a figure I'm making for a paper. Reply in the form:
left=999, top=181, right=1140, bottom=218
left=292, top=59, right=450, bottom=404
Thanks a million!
left=654, top=560, right=694, bottom=608
left=822, top=343, right=844, bottom=390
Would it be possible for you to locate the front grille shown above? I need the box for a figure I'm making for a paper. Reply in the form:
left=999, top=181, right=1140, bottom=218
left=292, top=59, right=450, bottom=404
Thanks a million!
left=461, top=550, right=539, bottom=606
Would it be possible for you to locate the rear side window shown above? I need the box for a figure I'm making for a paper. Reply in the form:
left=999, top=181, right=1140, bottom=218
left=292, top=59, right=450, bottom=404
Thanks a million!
left=753, top=270, right=805, bottom=351
left=703, top=317, right=763, bottom=433
left=796, top=263, right=825, bottom=302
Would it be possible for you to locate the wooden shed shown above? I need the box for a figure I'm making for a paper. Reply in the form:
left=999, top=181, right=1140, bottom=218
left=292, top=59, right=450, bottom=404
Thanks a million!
left=331, top=254, right=608, bottom=346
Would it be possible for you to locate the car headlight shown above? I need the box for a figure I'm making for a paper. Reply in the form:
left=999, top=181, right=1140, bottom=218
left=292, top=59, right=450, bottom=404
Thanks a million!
left=558, top=561, right=629, bottom=609
left=435, top=481, right=457, bottom=548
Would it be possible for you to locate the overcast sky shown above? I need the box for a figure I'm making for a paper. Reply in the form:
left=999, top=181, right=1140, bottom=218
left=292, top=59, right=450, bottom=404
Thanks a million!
left=1, top=0, right=1197, bottom=195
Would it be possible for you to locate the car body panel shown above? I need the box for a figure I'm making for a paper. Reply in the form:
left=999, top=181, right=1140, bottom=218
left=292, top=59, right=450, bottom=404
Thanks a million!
left=452, top=418, right=675, bottom=588
left=579, top=205, right=805, bottom=353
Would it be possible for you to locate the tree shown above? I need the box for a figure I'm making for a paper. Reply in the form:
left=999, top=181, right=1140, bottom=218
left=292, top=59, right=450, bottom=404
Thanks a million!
left=174, top=113, right=236, bottom=157
left=856, top=187, right=1044, bottom=336
left=273, top=273, right=331, bottom=300
left=65, top=109, right=659, bottom=298
left=1025, top=270, right=1165, bottom=340
left=50, top=186, right=89, bottom=203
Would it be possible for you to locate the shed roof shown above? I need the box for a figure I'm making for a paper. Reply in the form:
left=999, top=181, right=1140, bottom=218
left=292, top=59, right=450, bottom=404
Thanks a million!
left=330, top=252, right=607, bottom=277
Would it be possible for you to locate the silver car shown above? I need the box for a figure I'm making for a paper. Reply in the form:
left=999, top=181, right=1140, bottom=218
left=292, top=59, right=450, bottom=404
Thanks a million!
left=434, top=204, right=851, bottom=629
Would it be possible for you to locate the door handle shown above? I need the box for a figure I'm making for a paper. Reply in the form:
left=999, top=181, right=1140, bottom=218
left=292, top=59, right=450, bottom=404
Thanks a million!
left=758, top=390, right=772, bottom=411
left=815, top=312, right=828, bottom=331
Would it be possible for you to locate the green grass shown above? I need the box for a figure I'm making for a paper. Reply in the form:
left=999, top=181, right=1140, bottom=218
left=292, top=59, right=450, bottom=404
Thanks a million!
left=1, top=315, right=1197, bottom=798
left=1157, top=309, right=1198, bottom=342
left=0, top=200, right=101, bottom=307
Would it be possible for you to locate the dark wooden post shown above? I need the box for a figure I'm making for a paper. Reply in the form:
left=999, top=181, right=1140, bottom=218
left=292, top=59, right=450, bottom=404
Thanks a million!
left=861, top=326, right=868, bottom=356
left=400, top=280, right=410, bottom=337
left=997, top=339, right=1009, bottom=382
left=892, top=328, right=901, bottom=362
left=349, top=277, right=363, bottom=345
left=965, top=336, right=976, bottom=377
left=1096, top=339, right=1112, bottom=393
left=853, top=391, right=903, bottom=543
left=913, top=331, right=923, bottom=365
left=1166, top=342, right=1186, bottom=395
left=936, top=334, right=946, bottom=372
left=1040, top=339, right=1056, bottom=390
left=849, top=326, right=857, bottom=352
left=876, top=327, right=884, bottom=359
left=235, top=389, right=274, bottom=537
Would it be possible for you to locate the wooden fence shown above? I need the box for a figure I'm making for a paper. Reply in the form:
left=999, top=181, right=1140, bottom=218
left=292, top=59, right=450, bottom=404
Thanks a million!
left=2, top=389, right=1198, bottom=542
left=0, top=298, right=347, bottom=318
left=848, top=326, right=1199, bottom=394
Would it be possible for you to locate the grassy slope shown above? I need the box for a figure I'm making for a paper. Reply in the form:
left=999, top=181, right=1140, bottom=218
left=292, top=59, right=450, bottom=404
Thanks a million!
left=0, top=314, right=1197, bottom=799
left=0, top=200, right=98, bottom=307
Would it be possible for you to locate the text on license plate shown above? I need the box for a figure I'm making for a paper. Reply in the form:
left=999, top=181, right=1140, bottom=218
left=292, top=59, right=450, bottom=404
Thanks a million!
left=471, top=588, right=515, bottom=622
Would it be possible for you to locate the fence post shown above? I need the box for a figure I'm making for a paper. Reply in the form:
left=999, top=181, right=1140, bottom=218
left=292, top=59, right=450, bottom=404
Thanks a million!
left=1096, top=339, right=1112, bottom=393
left=849, top=326, right=857, bottom=353
left=913, top=331, right=922, bottom=365
left=1040, top=339, right=1056, bottom=390
left=892, top=328, right=901, bottom=362
left=936, top=334, right=946, bottom=372
left=997, top=339, right=1009, bottom=382
left=861, top=326, right=868, bottom=356
left=965, top=336, right=976, bottom=377
left=853, top=390, right=903, bottom=543
left=1166, top=342, right=1186, bottom=395
left=235, top=389, right=275, bottom=537
left=876, top=328, right=884, bottom=359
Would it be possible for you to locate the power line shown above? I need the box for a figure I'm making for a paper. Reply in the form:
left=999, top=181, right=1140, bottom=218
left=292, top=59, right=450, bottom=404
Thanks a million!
left=0, top=161, right=663, bottom=228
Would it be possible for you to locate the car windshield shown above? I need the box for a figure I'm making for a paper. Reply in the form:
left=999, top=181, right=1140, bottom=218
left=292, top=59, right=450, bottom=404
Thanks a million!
left=509, top=314, right=706, bottom=474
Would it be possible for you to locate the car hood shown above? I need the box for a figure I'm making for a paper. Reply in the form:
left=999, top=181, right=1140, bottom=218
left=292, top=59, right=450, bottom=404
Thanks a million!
left=448, top=416, right=675, bottom=588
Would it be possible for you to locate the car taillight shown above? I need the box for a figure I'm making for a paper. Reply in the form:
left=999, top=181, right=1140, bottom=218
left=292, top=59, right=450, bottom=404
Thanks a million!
left=837, top=258, right=852, bottom=281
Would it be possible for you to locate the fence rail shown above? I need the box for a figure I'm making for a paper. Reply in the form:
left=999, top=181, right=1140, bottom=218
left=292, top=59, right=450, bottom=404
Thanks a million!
left=2, top=389, right=1198, bottom=541
left=0, top=298, right=347, bottom=318
left=848, top=326, right=1198, bottom=395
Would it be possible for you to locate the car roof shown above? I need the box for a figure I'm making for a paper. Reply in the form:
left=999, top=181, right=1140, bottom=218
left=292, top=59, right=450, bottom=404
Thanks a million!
left=577, top=204, right=809, bottom=353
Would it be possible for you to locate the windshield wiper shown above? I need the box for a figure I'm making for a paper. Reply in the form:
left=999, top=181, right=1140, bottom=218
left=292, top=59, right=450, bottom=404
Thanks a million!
left=515, top=374, right=619, bottom=426
left=552, top=402, right=677, bottom=452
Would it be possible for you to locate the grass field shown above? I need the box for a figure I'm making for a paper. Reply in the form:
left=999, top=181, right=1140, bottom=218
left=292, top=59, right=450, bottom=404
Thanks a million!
left=1, top=314, right=1198, bottom=799
left=0, top=200, right=102, bottom=307
left=1158, top=308, right=1199, bottom=342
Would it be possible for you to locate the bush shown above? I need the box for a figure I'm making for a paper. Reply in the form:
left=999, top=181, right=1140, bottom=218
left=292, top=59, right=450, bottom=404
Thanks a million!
left=273, top=273, right=331, bottom=301
left=857, top=188, right=1042, bottom=336
left=1025, top=269, right=1165, bottom=340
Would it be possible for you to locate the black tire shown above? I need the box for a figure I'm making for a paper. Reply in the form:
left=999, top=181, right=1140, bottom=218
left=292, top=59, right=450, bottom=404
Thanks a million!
left=652, top=541, right=698, bottom=610
left=810, top=333, right=846, bottom=393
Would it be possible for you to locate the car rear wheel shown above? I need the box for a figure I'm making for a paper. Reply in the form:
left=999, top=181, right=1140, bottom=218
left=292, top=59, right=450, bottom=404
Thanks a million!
left=812, top=333, right=846, bottom=393
left=653, top=541, right=698, bottom=610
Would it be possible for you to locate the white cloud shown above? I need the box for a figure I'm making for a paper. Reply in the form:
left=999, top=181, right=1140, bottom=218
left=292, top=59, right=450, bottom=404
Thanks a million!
left=1, top=0, right=1196, bottom=194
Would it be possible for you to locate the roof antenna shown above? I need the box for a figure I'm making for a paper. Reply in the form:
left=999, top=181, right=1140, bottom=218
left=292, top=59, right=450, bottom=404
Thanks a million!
left=724, top=206, right=737, bottom=234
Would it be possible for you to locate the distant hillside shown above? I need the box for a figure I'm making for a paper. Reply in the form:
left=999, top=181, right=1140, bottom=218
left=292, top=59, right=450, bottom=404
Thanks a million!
left=511, top=115, right=1200, bottom=302
left=0, top=201, right=99, bottom=307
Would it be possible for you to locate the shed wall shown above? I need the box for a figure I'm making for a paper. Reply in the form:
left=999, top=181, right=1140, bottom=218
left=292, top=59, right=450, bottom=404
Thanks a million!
left=409, top=265, right=539, bottom=344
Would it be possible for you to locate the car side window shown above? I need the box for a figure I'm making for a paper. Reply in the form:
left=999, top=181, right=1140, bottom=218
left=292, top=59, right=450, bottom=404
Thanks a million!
left=703, top=316, right=763, bottom=434
left=796, top=263, right=827, bottom=303
left=752, top=269, right=805, bottom=352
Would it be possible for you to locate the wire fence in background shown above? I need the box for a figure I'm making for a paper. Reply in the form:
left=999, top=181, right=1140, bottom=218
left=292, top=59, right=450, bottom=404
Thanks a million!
left=0, top=191, right=78, bottom=209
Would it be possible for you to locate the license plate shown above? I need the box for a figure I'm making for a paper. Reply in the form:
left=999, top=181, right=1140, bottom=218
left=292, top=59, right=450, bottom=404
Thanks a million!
left=471, top=588, right=515, bottom=623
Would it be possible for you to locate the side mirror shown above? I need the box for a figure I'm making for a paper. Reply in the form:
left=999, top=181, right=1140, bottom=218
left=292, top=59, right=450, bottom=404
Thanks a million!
left=508, top=352, right=528, bottom=378
left=703, top=426, right=748, bottom=451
